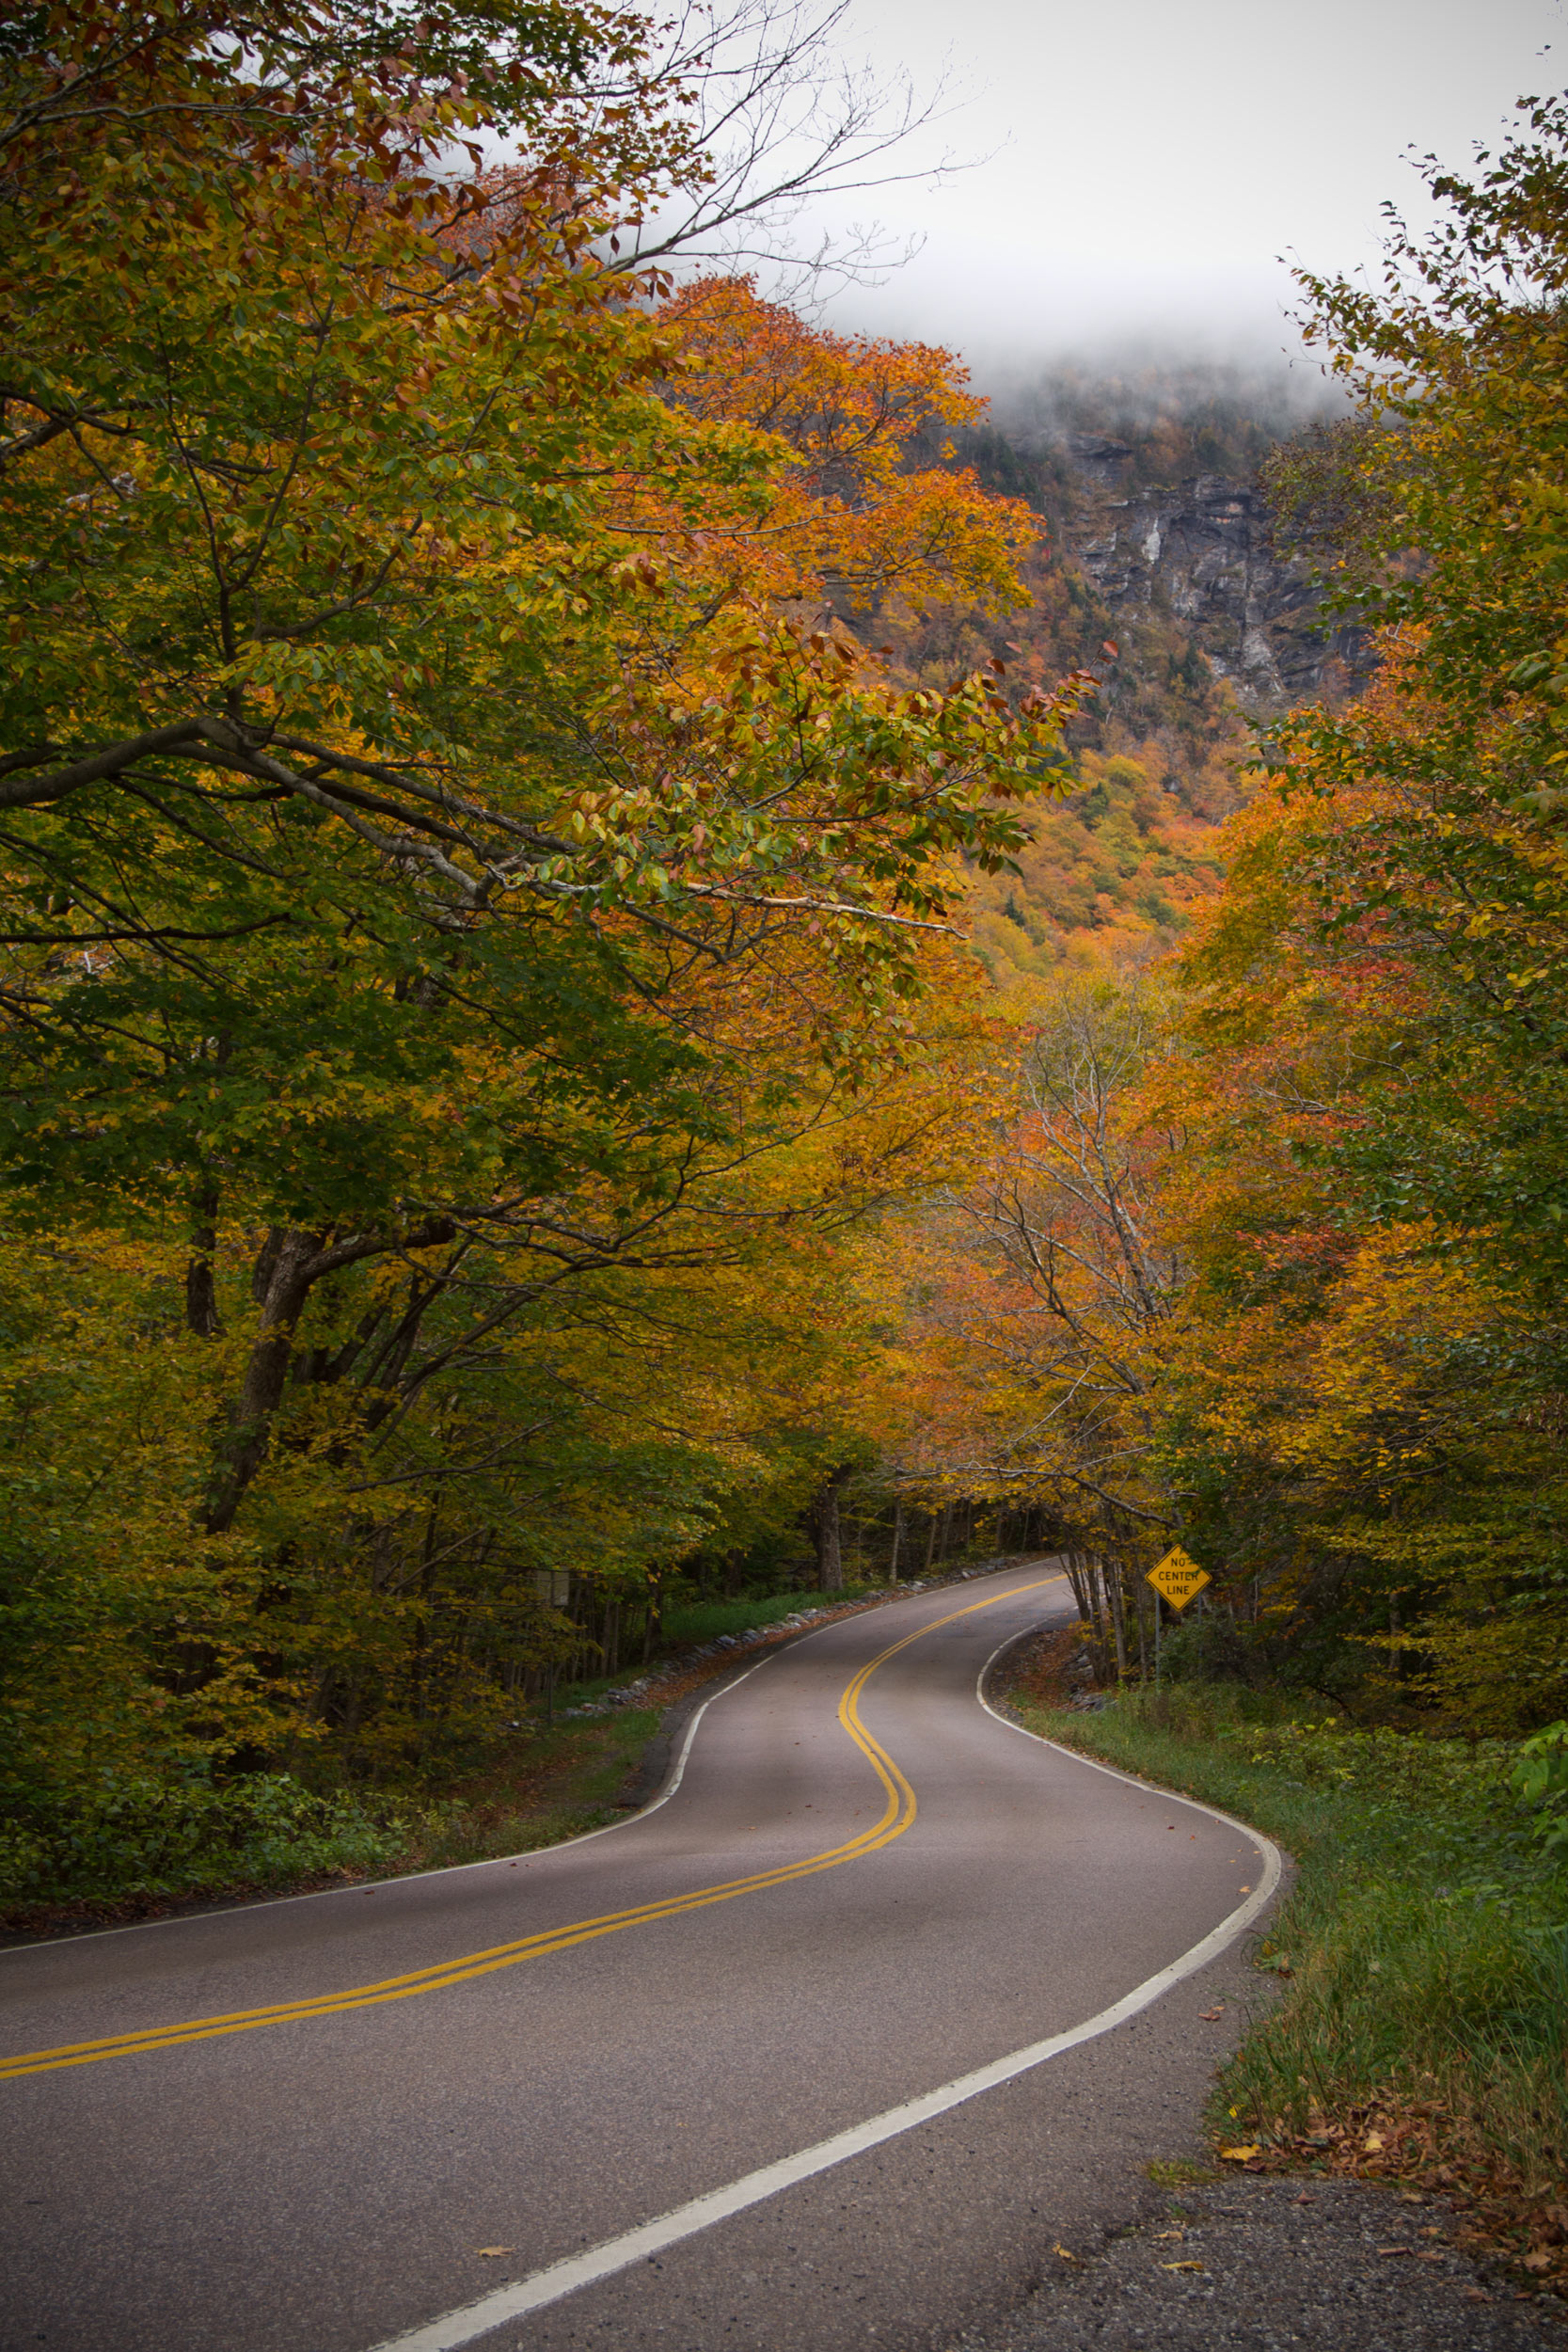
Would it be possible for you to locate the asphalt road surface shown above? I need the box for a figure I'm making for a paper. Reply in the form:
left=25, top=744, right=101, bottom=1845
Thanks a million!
left=0, top=1566, right=1279, bottom=2352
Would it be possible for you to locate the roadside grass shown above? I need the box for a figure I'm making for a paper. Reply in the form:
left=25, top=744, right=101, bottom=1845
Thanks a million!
left=662, top=1585, right=881, bottom=1649
left=394, top=1709, right=662, bottom=1871
left=1146, top=2156, right=1221, bottom=2189
left=1008, top=1676, right=1568, bottom=2291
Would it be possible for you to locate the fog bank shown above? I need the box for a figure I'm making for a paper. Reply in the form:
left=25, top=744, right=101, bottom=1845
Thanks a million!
left=806, top=0, right=1562, bottom=371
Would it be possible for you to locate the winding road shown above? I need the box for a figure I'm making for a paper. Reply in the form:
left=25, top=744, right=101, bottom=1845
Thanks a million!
left=0, top=1565, right=1279, bottom=2352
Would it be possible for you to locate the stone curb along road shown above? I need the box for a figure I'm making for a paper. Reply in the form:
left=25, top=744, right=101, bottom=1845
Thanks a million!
left=1, top=1565, right=1288, bottom=2352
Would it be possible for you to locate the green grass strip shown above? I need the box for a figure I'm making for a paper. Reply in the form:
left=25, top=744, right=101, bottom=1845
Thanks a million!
left=1017, top=1683, right=1568, bottom=2200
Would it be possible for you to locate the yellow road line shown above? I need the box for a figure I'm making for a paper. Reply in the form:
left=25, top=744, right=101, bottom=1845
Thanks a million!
left=2, top=1580, right=1051, bottom=2083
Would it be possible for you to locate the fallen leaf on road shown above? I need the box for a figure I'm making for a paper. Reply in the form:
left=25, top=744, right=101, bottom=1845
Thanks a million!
left=1363, top=2132, right=1386, bottom=2152
left=1198, top=2007, right=1225, bottom=2021
left=1053, top=2243, right=1081, bottom=2264
left=1160, top=2260, right=1206, bottom=2273
left=1464, top=2288, right=1491, bottom=2303
left=1377, top=2246, right=1412, bottom=2258
left=475, top=2248, right=514, bottom=2258
left=1416, top=2250, right=1444, bottom=2263
left=1153, top=2230, right=1185, bottom=2242
left=1525, top=2251, right=1554, bottom=2273
left=1219, top=2145, right=1260, bottom=2161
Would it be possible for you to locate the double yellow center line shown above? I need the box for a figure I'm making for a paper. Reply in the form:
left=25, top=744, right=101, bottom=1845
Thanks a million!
left=3, top=1580, right=1049, bottom=2083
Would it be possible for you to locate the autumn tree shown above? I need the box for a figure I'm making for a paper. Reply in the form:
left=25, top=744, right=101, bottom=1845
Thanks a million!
left=867, top=971, right=1180, bottom=1667
left=1148, top=102, right=1568, bottom=1723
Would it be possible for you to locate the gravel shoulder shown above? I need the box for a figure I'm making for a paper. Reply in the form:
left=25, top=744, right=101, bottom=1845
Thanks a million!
left=950, top=2176, right=1568, bottom=2352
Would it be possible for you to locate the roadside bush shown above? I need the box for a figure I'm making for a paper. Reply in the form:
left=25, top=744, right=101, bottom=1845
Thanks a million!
left=0, top=1772, right=420, bottom=1906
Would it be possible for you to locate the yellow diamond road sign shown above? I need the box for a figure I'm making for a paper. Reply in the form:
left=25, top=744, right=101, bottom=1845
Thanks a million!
left=1147, top=1547, right=1211, bottom=1611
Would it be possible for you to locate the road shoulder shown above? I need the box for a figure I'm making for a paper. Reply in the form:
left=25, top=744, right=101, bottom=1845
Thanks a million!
left=947, top=2176, right=1568, bottom=2352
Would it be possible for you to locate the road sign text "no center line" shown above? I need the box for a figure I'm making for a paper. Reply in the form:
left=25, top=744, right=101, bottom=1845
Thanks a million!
left=1147, top=1547, right=1211, bottom=1611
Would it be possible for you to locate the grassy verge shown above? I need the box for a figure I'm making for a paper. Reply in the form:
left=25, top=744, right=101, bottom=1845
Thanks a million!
left=387, top=1708, right=663, bottom=1871
left=1006, top=1666, right=1568, bottom=2293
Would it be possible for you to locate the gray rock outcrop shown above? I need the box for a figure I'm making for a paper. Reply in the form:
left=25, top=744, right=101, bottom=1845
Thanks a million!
left=1063, top=451, right=1369, bottom=712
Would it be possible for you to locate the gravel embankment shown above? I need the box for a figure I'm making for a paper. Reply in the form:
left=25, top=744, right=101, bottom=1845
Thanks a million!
left=948, top=2176, right=1567, bottom=2352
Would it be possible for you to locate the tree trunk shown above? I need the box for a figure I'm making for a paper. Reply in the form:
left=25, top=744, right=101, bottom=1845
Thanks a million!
left=1109, top=1559, right=1129, bottom=1679
left=812, top=1472, right=845, bottom=1592
left=1085, top=1556, right=1105, bottom=1651
left=203, top=1226, right=325, bottom=1534
left=185, top=1181, right=221, bottom=1337
left=203, top=1215, right=453, bottom=1535
left=888, top=1502, right=902, bottom=1585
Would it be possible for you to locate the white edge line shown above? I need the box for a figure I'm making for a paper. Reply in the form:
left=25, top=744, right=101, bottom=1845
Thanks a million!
left=974, top=1628, right=1289, bottom=1859
left=0, top=1572, right=1042, bottom=1956
left=362, top=1605, right=1283, bottom=2352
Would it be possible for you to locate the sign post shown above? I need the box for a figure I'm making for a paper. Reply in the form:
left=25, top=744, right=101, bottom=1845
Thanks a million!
left=1146, top=1547, right=1211, bottom=1686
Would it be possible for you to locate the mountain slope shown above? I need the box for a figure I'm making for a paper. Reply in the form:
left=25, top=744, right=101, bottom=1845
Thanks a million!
left=891, top=364, right=1362, bottom=979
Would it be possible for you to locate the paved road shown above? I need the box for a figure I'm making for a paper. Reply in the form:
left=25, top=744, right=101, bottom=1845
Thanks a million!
left=0, top=1567, right=1277, bottom=2352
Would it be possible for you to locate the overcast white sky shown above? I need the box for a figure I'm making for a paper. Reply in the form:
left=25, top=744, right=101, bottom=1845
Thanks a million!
left=798, top=0, right=1563, bottom=384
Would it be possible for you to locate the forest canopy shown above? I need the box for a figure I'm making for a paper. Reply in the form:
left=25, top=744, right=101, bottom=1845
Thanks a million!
left=0, top=0, right=1085, bottom=1842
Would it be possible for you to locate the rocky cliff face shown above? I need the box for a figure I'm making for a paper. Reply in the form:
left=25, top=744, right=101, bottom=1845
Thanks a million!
left=1060, top=434, right=1368, bottom=713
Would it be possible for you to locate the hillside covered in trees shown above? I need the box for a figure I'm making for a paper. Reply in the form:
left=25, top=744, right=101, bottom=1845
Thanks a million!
left=865, top=108, right=1568, bottom=1758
